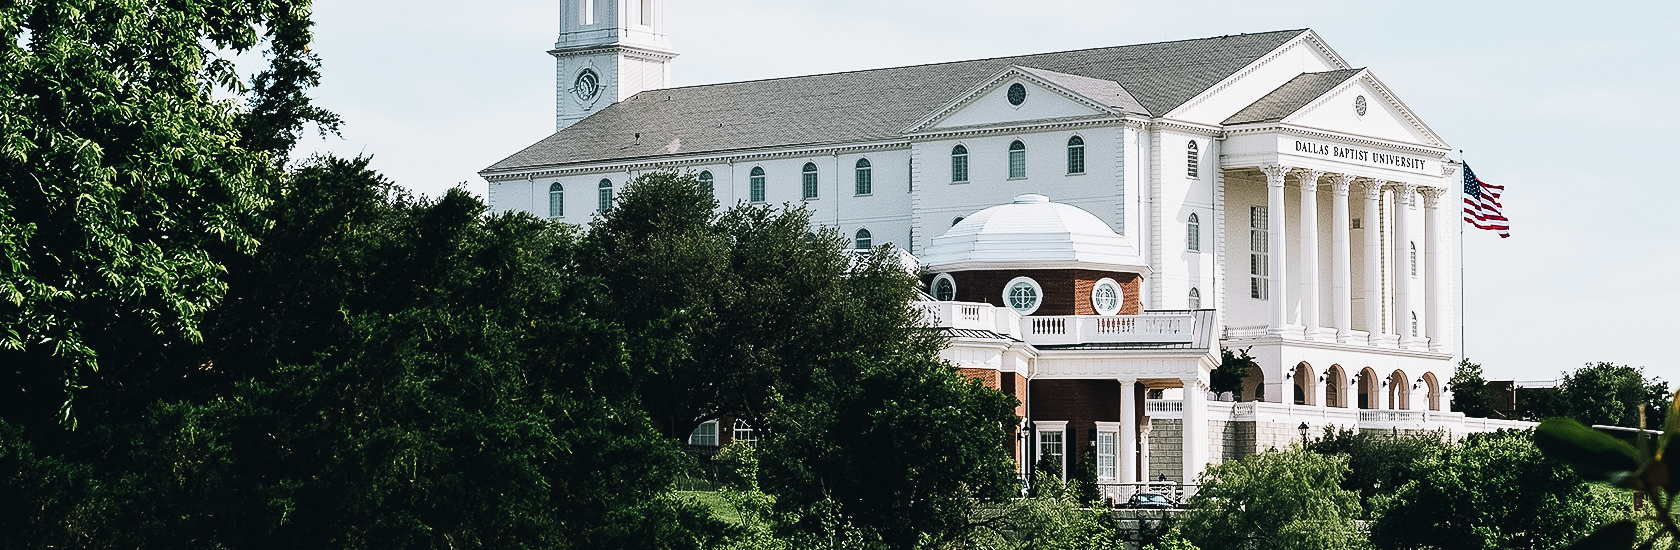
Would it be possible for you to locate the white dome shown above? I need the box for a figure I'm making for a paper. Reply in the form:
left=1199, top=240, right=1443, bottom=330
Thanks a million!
left=921, top=194, right=1148, bottom=273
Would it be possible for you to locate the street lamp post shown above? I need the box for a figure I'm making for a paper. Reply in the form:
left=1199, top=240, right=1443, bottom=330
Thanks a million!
left=1299, top=422, right=1310, bottom=444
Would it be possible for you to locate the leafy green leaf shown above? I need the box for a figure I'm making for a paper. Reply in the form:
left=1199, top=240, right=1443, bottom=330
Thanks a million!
left=1534, top=418, right=1641, bottom=484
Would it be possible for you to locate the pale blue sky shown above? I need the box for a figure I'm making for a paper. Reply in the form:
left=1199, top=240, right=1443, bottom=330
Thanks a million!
left=289, top=1, right=1679, bottom=384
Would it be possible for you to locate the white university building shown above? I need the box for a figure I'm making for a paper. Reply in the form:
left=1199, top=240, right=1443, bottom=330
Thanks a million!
left=480, top=0, right=1532, bottom=497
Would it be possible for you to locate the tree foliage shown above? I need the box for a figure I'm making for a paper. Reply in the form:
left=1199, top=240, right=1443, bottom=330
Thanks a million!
left=1450, top=359, right=1496, bottom=418
left=1307, top=427, right=1447, bottom=512
left=1558, top=362, right=1669, bottom=430
left=0, top=0, right=338, bottom=427
left=1373, top=429, right=1628, bottom=550
left=1177, top=448, right=1366, bottom=550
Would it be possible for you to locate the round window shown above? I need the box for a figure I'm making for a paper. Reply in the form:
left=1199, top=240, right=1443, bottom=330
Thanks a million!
left=1007, top=83, right=1027, bottom=106
left=931, top=274, right=957, bottom=301
left=1353, top=95, right=1367, bottom=117
left=1091, top=277, right=1123, bottom=316
left=574, top=68, right=601, bottom=102
left=1003, top=276, right=1042, bottom=314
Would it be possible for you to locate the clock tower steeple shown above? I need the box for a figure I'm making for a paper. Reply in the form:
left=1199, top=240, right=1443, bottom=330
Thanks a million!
left=552, top=0, right=676, bottom=130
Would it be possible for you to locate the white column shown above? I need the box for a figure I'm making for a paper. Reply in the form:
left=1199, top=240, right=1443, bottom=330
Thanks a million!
left=1296, top=169, right=1323, bottom=339
left=1314, top=370, right=1328, bottom=407
left=1421, top=187, right=1446, bottom=352
left=1330, top=174, right=1355, bottom=342
left=1181, top=377, right=1208, bottom=483
left=1359, top=180, right=1385, bottom=338
left=1119, top=379, right=1139, bottom=484
left=1260, top=164, right=1290, bottom=333
left=1139, top=420, right=1153, bottom=483
left=1393, top=184, right=1416, bottom=348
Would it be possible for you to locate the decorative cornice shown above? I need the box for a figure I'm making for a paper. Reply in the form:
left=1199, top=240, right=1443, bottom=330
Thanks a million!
left=1144, top=118, right=1224, bottom=137
left=482, top=140, right=906, bottom=182
left=1288, top=70, right=1446, bottom=148
left=1170, top=30, right=1351, bottom=118
left=548, top=43, right=678, bottom=62
left=900, top=65, right=1133, bottom=135
left=905, top=115, right=1124, bottom=142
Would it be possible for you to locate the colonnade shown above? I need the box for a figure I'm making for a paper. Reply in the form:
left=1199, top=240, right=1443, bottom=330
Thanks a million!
left=1258, top=164, right=1450, bottom=352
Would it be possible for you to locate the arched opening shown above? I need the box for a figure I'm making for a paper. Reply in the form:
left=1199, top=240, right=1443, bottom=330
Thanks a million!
left=951, top=145, right=969, bottom=182
left=1388, top=370, right=1411, bottom=410
left=1326, top=365, right=1348, bottom=408
left=1240, top=364, right=1266, bottom=402
left=801, top=162, right=819, bottom=200
left=854, top=228, right=872, bottom=250
left=1423, top=372, right=1441, bottom=411
left=749, top=166, right=766, bottom=203
left=1293, top=362, right=1313, bottom=405
left=1357, top=367, right=1379, bottom=409
left=547, top=182, right=564, bottom=218
left=1008, top=140, right=1026, bottom=179
left=1066, top=135, right=1085, bottom=174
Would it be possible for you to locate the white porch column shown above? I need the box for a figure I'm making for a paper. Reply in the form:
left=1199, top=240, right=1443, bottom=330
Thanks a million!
left=1119, top=379, right=1139, bottom=484
left=1260, top=164, right=1290, bottom=333
left=1359, top=180, right=1386, bottom=337
left=1296, top=169, right=1324, bottom=339
left=1421, top=187, right=1447, bottom=352
left=1313, top=370, right=1328, bottom=408
left=1139, top=419, right=1153, bottom=483
left=1393, top=183, right=1416, bottom=347
left=1181, top=377, right=1208, bottom=483
left=1330, top=173, right=1355, bottom=342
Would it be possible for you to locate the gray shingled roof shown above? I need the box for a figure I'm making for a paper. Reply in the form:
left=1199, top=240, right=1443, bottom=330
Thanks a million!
left=1222, top=68, right=1362, bottom=125
left=1016, top=66, right=1147, bottom=114
left=484, top=30, right=1308, bottom=174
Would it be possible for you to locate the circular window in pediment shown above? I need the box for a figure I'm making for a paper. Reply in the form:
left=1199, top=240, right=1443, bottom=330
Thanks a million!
left=1007, top=83, right=1027, bottom=106
left=1354, top=95, right=1368, bottom=117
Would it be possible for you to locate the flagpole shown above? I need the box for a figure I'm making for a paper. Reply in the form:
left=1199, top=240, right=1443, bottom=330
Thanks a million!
left=1457, top=150, right=1466, bottom=361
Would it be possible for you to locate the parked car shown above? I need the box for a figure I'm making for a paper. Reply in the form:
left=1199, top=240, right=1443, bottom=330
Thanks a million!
left=1124, top=493, right=1176, bottom=509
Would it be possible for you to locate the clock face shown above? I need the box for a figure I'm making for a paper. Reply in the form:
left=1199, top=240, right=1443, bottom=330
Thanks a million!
left=1354, top=95, right=1368, bottom=117
left=574, top=69, right=601, bottom=102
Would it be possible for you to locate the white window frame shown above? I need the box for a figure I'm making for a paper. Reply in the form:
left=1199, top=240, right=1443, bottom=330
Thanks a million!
left=597, top=178, right=613, bottom=212
left=1091, top=277, right=1123, bottom=316
left=1187, top=140, right=1200, bottom=179
left=801, top=162, right=819, bottom=200
left=951, top=145, right=969, bottom=183
left=931, top=273, right=957, bottom=302
left=1036, top=420, right=1068, bottom=480
left=548, top=182, right=564, bottom=218
left=749, top=166, right=766, bottom=203
left=1003, top=276, right=1043, bottom=315
left=1187, top=212, right=1200, bottom=252
left=854, top=228, right=872, bottom=250
left=732, top=419, right=756, bottom=447
left=1189, top=287, right=1201, bottom=309
left=1250, top=206, right=1268, bottom=300
left=1066, top=135, right=1085, bottom=175
left=698, top=170, right=714, bottom=195
left=1007, top=140, right=1027, bottom=180
left=1094, top=421, right=1121, bottom=481
left=854, top=158, right=872, bottom=196
left=688, top=420, right=718, bottom=447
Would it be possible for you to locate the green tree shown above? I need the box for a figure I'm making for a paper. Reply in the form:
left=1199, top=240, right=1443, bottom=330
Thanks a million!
left=0, top=0, right=336, bottom=428
left=964, top=471, right=1124, bottom=550
left=1450, top=359, right=1496, bottom=418
left=1372, top=429, right=1627, bottom=550
left=1211, top=347, right=1256, bottom=397
left=1177, top=448, right=1365, bottom=550
left=1560, top=362, right=1669, bottom=430
left=1307, top=427, right=1447, bottom=512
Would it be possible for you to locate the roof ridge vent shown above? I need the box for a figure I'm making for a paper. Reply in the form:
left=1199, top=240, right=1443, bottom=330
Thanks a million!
left=1013, top=194, right=1050, bottom=204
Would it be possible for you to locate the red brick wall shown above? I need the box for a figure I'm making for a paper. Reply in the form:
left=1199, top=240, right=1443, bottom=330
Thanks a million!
left=932, top=269, right=1141, bottom=316
left=1030, top=379, right=1122, bottom=456
left=958, top=367, right=1001, bottom=390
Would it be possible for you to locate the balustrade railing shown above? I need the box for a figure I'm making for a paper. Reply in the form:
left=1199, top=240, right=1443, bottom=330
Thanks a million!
left=1019, top=314, right=1196, bottom=345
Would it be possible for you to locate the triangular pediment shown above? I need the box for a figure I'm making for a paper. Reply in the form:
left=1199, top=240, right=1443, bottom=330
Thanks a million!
left=902, top=66, right=1144, bottom=134
left=1262, top=69, right=1446, bottom=148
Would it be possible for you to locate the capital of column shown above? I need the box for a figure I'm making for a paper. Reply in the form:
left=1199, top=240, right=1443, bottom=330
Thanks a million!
left=1330, top=173, right=1356, bottom=196
left=1391, top=182, right=1418, bottom=207
left=1358, top=179, right=1387, bottom=200
left=1259, top=164, right=1291, bottom=187
left=1295, top=168, right=1325, bottom=192
left=1420, top=186, right=1446, bottom=209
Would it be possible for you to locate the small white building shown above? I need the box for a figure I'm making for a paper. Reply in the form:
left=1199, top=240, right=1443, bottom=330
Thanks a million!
left=480, top=0, right=1533, bottom=492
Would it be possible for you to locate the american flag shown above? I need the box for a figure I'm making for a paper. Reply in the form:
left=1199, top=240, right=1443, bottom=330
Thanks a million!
left=1461, top=163, right=1509, bottom=238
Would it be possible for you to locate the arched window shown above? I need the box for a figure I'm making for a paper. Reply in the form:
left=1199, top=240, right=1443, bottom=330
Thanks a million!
left=1186, top=140, right=1200, bottom=179
left=1188, top=287, right=1201, bottom=309
left=547, top=182, right=563, bottom=218
left=597, top=179, right=613, bottom=211
left=732, top=419, right=756, bottom=447
left=749, top=166, right=766, bottom=203
left=854, top=228, right=872, bottom=250
left=1410, top=242, right=1418, bottom=277
left=698, top=170, right=714, bottom=195
left=1411, top=312, right=1419, bottom=338
left=951, top=145, right=969, bottom=183
left=802, top=162, right=819, bottom=200
left=1066, top=135, right=1085, bottom=174
left=1187, top=213, right=1201, bottom=252
left=1008, top=140, right=1026, bottom=179
left=854, top=158, right=872, bottom=195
